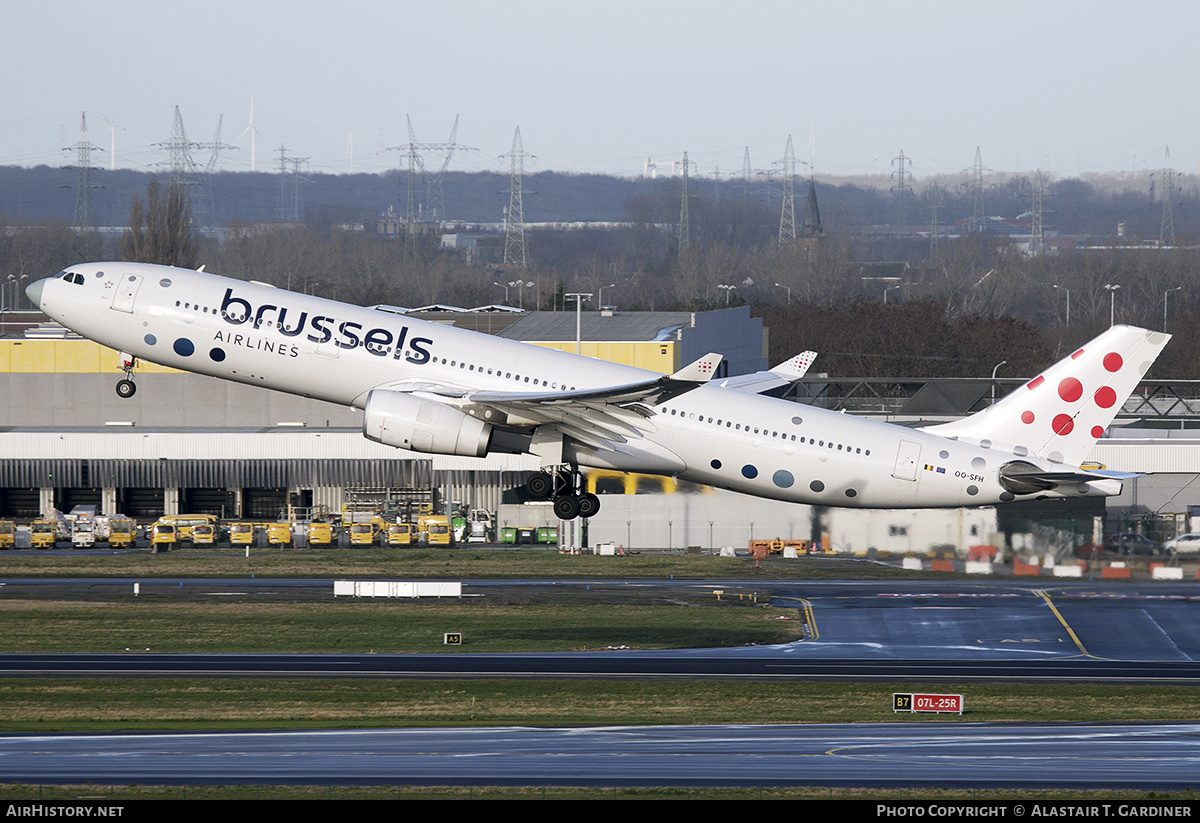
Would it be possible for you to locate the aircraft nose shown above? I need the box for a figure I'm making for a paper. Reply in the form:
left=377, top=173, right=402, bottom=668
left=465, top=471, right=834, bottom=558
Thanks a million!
left=25, top=278, right=47, bottom=310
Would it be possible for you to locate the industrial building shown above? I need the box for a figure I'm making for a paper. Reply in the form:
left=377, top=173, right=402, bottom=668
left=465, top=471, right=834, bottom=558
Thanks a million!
left=0, top=306, right=765, bottom=530
left=2, top=301, right=1198, bottom=551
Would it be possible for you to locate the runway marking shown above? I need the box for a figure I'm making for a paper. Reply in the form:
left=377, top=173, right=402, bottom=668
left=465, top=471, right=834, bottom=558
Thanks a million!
left=1035, top=590, right=1089, bottom=656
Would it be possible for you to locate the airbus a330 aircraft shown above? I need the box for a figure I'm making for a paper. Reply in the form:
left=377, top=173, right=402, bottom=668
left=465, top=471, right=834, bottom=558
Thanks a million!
left=26, top=262, right=1169, bottom=519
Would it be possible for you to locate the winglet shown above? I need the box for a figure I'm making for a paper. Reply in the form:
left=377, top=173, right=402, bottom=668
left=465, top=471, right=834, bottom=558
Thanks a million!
left=769, top=350, right=817, bottom=380
left=671, top=353, right=723, bottom=382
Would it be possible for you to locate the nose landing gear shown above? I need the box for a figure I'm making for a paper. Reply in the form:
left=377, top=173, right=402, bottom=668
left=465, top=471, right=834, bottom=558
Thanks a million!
left=115, top=353, right=137, bottom=398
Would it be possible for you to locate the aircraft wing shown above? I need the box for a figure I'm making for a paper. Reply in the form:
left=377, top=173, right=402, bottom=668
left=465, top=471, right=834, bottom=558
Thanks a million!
left=464, top=353, right=724, bottom=448
left=719, top=350, right=817, bottom=394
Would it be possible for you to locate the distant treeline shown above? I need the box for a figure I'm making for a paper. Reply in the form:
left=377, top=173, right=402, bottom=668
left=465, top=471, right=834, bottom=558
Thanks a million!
left=7, top=162, right=1200, bottom=380
left=3, top=165, right=1198, bottom=243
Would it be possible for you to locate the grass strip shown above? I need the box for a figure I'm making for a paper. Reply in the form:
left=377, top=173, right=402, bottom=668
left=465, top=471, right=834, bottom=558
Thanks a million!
left=0, top=549, right=920, bottom=580
left=0, top=597, right=801, bottom=653
left=2, top=679, right=1199, bottom=732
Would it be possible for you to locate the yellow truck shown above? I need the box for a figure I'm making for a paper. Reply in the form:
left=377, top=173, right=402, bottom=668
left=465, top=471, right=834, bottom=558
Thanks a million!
left=228, top=522, right=255, bottom=546
left=348, top=522, right=376, bottom=546
left=151, top=522, right=178, bottom=550
left=306, top=521, right=334, bottom=547
left=190, top=523, right=216, bottom=546
left=30, top=519, right=57, bottom=549
left=386, top=522, right=415, bottom=546
left=108, top=518, right=136, bottom=548
left=157, top=514, right=216, bottom=542
left=420, top=515, right=452, bottom=546
left=0, top=520, right=14, bottom=550
left=267, top=522, right=294, bottom=548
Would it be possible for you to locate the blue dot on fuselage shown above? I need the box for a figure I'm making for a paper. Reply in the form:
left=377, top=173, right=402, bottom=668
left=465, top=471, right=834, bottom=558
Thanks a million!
left=209, top=347, right=226, bottom=362
left=173, top=338, right=195, bottom=357
left=143, top=334, right=156, bottom=346
left=741, top=465, right=758, bottom=479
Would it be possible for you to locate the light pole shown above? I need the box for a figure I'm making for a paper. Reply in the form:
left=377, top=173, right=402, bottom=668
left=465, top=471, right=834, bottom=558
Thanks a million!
left=598, top=283, right=616, bottom=307
left=717, top=284, right=735, bottom=305
left=1052, top=284, right=1070, bottom=327
left=492, top=281, right=510, bottom=304
left=991, top=360, right=1007, bottom=404
left=884, top=284, right=902, bottom=304
left=565, top=292, right=592, bottom=354
left=1164, top=287, right=1182, bottom=332
left=1104, top=284, right=1121, bottom=328
left=774, top=283, right=791, bottom=305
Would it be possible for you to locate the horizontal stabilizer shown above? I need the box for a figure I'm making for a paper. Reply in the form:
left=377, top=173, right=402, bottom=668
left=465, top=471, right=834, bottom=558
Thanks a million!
left=998, top=461, right=1126, bottom=498
left=720, top=350, right=818, bottom=394
left=770, top=350, right=817, bottom=381
left=671, top=353, right=723, bottom=382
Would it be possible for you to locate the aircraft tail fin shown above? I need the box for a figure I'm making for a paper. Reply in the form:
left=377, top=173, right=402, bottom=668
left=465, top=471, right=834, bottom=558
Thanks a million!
left=923, top=325, right=1170, bottom=466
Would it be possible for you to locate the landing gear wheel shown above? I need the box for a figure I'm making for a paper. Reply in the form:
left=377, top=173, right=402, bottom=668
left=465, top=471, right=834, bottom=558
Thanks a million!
left=553, top=495, right=581, bottom=520
left=577, top=492, right=601, bottom=519
left=116, top=379, right=137, bottom=399
left=525, top=474, right=553, bottom=499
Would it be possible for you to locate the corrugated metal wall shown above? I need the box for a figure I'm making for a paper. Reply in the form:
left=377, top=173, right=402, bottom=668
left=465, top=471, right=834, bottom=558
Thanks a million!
left=0, top=458, right=436, bottom=489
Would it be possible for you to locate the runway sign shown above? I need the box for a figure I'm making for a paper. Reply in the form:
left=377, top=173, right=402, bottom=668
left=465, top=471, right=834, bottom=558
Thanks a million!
left=893, top=692, right=964, bottom=714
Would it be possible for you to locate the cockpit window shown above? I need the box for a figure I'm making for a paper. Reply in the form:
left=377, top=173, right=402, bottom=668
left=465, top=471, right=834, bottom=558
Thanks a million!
left=59, top=272, right=85, bottom=285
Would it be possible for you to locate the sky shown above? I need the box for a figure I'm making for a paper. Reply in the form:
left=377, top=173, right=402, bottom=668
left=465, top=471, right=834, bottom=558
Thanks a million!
left=4, top=0, right=1199, bottom=182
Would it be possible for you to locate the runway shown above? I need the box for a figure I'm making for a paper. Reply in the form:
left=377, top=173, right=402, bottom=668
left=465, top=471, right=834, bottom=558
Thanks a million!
left=3, top=723, right=1198, bottom=788
left=3, top=578, right=1200, bottom=682
left=4, top=576, right=1200, bottom=788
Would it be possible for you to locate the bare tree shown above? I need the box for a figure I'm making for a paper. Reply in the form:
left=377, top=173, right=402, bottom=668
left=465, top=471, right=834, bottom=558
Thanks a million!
left=121, top=178, right=198, bottom=269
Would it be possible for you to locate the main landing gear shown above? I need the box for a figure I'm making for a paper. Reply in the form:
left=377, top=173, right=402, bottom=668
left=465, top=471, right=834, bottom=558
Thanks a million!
left=525, top=467, right=600, bottom=520
left=115, top=353, right=137, bottom=398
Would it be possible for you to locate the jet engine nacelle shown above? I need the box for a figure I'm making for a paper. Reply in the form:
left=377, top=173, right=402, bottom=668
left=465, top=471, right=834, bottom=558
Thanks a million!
left=363, top=390, right=492, bottom=458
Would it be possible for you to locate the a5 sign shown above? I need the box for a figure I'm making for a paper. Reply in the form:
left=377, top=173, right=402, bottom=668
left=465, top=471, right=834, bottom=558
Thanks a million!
left=893, top=692, right=964, bottom=714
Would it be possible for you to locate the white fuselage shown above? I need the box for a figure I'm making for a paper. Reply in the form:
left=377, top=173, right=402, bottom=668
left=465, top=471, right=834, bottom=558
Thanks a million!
left=33, top=263, right=1031, bottom=509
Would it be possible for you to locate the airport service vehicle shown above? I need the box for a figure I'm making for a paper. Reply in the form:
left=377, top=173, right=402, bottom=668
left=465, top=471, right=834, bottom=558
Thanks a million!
left=151, top=522, right=177, bottom=549
left=307, top=522, right=334, bottom=546
left=1164, top=533, right=1200, bottom=555
left=71, top=519, right=96, bottom=548
left=30, top=519, right=57, bottom=549
left=158, top=514, right=217, bottom=542
left=228, top=522, right=255, bottom=546
left=27, top=263, right=1171, bottom=519
left=420, top=515, right=452, bottom=546
left=386, top=522, right=415, bottom=545
left=0, top=520, right=14, bottom=550
left=191, top=523, right=216, bottom=546
left=349, top=523, right=376, bottom=546
left=266, top=522, right=294, bottom=548
left=466, top=509, right=493, bottom=543
left=108, top=518, right=136, bottom=548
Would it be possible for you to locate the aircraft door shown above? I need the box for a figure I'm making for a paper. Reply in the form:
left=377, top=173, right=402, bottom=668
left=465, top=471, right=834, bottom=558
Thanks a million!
left=892, top=439, right=921, bottom=481
left=110, top=273, right=144, bottom=313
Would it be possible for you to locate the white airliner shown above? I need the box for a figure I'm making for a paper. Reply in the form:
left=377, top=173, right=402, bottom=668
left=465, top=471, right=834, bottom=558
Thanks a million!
left=26, top=262, right=1169, bottom=519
